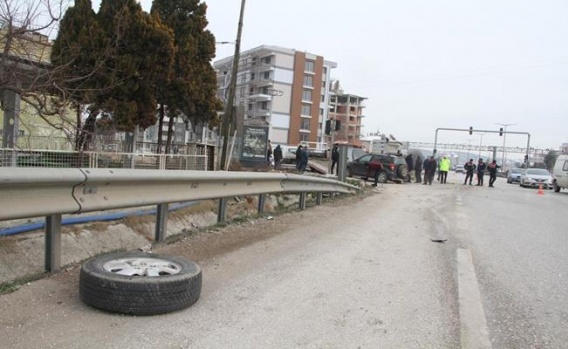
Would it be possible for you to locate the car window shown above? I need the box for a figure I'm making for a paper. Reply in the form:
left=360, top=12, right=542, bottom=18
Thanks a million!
left=357, top=154, right=372, bottom=163
left=526, top=169, right=550, bottom=175
left=563, top=161, right=568, bottom=172
left=511, top=169, right=521, bottom=173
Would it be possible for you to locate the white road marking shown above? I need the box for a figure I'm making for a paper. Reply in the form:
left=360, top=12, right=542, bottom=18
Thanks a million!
left=457, top=248, right=492, bottom=349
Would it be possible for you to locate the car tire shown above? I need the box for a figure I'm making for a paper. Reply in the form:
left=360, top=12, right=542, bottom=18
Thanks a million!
left=554, top=182, right=561, bottom=192
left=347, top=168, right=353, bottom=177
left=80, top=251, right=202, bottom=316
left=377, top=171, right=388, bottom=183
left=397, top=165, right=408, bottom=179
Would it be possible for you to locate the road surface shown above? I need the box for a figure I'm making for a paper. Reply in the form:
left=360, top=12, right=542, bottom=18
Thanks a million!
left=0, top=172, right=566, bottom=348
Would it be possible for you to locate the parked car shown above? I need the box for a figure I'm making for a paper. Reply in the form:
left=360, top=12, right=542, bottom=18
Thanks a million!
left=506, top=168, right=523, bottom=183
left=454, top=164, right=465, bottom=174
left=519, top=168, right=553, bottom=189
left=347, top=154, right=408, bottom=183
left=552, top=154, right=568, bottom=192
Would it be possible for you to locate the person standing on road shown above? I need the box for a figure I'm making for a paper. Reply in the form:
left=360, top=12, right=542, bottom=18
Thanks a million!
left=487, top=160, right=500, bottom=187
left=414, top=156, right=422, bottom=183
left=423, top=156, right=437, bottom=185
left=369, top=157, right=385, bottom=187
left=295, top=144, right=302, bottom=170
left=463, top=158, right=476, bottom=185
left=439, top=156, right=451, bottom=184
left=298, top=146, right=309, bottom=172
left=273, top=145, right=283, bottom=170
left=405, top=154, right=414, bottom=182
left=476, top=158, right=486, bottom=186
left=331, top=143, right=339, bottom=175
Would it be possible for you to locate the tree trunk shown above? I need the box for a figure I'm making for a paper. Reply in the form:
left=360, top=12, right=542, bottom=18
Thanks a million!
left=157, top=104, right=165, bottom=153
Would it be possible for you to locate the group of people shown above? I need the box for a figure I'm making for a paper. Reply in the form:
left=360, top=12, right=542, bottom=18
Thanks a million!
left=463, top=158, right=500, bottom=187
left=409, top=155, right=501, bottom=187
left=266, top=140, right=309, bottom=172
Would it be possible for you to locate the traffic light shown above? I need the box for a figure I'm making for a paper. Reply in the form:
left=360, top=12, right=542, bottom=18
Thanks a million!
left=335, top=120, right=341, bottom=131
left=469, top=126, right=473, bottom=135
left=499, top=128, right=503, bottom=136
left=325, top=120, right=331, bottom=135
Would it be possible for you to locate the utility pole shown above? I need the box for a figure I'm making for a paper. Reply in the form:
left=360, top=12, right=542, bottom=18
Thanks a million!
left=219, top=0, right=246, bottom=170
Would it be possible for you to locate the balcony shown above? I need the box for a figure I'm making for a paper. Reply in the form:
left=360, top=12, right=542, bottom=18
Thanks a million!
left=248, top=93, right=272, bottom=101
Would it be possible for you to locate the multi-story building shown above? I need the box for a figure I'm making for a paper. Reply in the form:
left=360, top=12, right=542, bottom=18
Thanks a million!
left=328, top=80, right=366, bottom=143
left=213, top=45, right=337, bottom=146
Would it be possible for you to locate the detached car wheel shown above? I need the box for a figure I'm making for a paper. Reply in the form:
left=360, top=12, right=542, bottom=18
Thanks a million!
left=80, top=251, right=202, bottom=315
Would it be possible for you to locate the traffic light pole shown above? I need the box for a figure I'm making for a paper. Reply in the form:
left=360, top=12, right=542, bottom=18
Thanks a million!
left=433, top=127, right=531, bottom=165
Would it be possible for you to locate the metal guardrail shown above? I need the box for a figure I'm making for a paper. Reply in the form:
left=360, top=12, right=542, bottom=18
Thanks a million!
left=0, top=168, right=359, bottom=273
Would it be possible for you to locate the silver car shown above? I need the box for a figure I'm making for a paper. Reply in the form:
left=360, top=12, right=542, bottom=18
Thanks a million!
left=519, top=169, right=553, bottom=189
left=507, top=168, right=523, bottom=183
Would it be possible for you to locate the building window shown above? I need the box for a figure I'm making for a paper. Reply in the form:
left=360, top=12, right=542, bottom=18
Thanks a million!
left=248, top=103, right=253, bottom=111
left=263, top=71, right=270, bottom=79
left=319, top=108, right=324, bottom=116
left=322, top=80, right=326, bottom=88
left=261, top=101, right=268, bottom=110
left=300, top=133, right=309, bottom=142
left=262, top=56, right=272, bottom=64
left=302, top=89, right=312, bottom=101
left=249, top=87, right=254, bottom=95
left=300, top=119, right=311, bottom=130
left=321, top=94, right=325, bottom=102
left=250, top=72, right=255, bottom=81
left=303, top=75, right=313, bottom=87
left=301, top=104, right=311, bottom=116
left=262, top=87, right=270, bottom=94
left=304, top=60, right=315, bottom=72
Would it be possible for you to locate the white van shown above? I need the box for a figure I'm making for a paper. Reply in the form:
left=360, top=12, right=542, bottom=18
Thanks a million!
left=552, top=154, right=568, bottom=192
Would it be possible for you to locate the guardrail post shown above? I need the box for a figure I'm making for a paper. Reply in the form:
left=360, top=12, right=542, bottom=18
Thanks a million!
left=218, top=198, right=227, bottom=223
left=316, top=192, right=323, bottom=205
left=45, top=214, right=62, bottom=272
left=155, top=203, right=169, bottom=242
left=257, top=194, right=266, bottom=214
left=299, top=192, right=307, bottom=210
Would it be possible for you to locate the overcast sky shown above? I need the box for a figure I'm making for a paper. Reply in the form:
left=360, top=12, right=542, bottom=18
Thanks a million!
left=93, top=0, right=568, bottom=150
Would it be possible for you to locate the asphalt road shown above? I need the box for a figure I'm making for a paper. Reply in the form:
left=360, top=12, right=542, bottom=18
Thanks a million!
left=0, top=172, right=566, bottom=348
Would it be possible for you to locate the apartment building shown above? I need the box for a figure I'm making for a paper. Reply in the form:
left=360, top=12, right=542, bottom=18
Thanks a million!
left=213, top=45, right=337, bottom=146
left=328, top=80, right=366, bottom=143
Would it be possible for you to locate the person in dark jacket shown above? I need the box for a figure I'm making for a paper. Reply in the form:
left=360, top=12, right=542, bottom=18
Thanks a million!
left=331, top=144, right=339, bottom=175
left=423, top=156, right=437, bottom=185
left=295, top=145, right=303, bottom=170
left=476, top=158, right=486, bottom=186
left=414, top=156, right=422, bottom=183
left=298, top=147, right=308, bottom=172
left=463, top=158, right=476, bottom=185
left=273, top=145, right=283, bottom=169
left=405, top=154, right=414, bottom=182
left=487, top=160, right=500, bottom=187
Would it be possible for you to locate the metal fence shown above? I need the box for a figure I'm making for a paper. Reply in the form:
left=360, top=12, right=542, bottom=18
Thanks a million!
left=0, top=148, right=208, bottom=171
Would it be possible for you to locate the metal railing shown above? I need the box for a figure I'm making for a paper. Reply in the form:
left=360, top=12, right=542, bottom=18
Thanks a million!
left=0, top=168, right=359, bottom=272
left=0, top=148, right=208, bottom=171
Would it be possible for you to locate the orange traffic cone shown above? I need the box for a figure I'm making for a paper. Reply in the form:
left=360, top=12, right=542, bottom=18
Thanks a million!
left=537, top=183, right=544, bottom=195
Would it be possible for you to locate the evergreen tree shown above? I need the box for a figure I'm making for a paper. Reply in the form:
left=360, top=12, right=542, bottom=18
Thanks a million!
left=96, top=0, right=175, bottom=132
left=151, top=0, right=222, bottom=152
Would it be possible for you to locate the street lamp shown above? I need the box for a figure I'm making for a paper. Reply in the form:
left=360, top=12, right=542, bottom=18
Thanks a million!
left=495, top=123, right=516, bottom=169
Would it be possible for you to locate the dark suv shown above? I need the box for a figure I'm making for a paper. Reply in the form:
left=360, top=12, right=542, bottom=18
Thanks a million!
left=347, top=154, right=409, bottom=183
